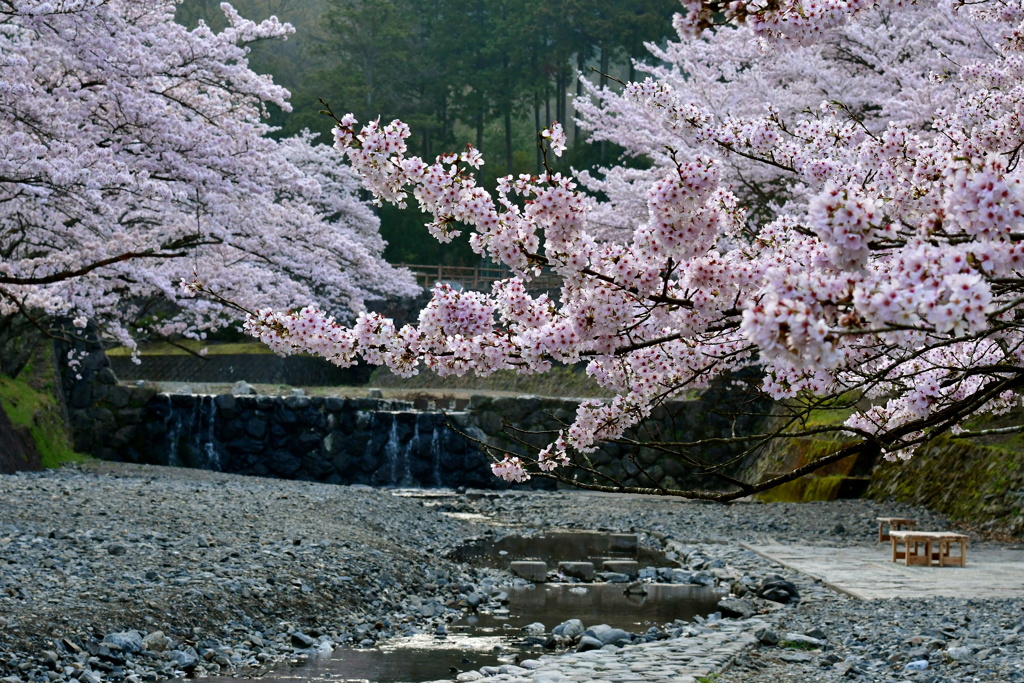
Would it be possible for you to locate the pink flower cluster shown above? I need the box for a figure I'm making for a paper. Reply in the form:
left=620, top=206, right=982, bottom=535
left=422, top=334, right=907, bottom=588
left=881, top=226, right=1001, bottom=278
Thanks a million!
left=247, top=0, right=1024, bottom=477
left=1, top=0, right=417, bottom=350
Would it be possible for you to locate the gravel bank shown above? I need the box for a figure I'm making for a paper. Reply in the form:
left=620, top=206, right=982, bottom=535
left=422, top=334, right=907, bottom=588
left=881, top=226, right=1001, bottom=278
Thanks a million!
left=2, top=465, right=1022, bottom=683
left=0, top=463, right=489, bottom=682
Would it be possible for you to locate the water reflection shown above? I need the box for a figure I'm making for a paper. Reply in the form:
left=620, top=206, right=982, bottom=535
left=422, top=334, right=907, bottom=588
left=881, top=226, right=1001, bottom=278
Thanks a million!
left=219, top=634, right=507, bottom=683
left=459, top=582, right=725, bottom=633
left=204, top=583, right=724, bottom=683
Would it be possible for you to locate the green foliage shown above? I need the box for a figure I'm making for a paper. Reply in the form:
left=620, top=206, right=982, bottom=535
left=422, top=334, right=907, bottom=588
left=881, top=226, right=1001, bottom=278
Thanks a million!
left=106, top=341, right=274, bottom=357
left=697, top=675, right=721, bottom=683
left=0, top=351, right=89, bottom=469
left=175, top=0, right=682, bottom=266
left=780, top=640, right=821, bottom=651
left=868, top=417, right=1024, bottom=539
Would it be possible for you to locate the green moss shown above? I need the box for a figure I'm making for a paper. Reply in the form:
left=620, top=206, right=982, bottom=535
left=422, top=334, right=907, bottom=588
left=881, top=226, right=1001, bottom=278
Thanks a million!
left=780, top=640, right=821, bottom=651
left=757, top=475, right=847, bottom=503
left=0, top=352, right=90, bottom=468
left=867, top=425, right=1024, bottom=538
left=106, top=341, right=274, bottom=357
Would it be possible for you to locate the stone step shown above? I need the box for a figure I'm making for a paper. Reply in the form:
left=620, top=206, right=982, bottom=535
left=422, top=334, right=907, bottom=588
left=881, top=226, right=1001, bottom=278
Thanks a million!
left=510, top=561, right=548, bottom=582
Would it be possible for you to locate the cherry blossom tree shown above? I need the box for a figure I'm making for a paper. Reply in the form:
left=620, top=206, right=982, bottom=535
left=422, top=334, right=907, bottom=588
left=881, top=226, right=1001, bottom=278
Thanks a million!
left=0, top=0, right=416, bottom=371
left=232, top=0, right=1024, bottom=500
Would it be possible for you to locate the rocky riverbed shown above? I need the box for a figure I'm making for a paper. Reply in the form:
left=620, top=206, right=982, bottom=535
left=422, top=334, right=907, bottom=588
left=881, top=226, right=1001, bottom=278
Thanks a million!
left=1, top=463, right=1022, bottom=683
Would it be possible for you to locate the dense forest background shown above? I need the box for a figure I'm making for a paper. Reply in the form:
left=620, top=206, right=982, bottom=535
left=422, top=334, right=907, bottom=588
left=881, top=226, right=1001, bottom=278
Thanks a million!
left=176, top=0, right=680, bottom=265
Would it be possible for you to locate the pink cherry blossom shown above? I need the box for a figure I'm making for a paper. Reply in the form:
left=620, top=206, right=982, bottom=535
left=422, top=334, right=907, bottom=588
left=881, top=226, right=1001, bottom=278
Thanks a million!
left=246, top=0, right=1024, bottom=496
left=1, top=0, right=416, bottom=352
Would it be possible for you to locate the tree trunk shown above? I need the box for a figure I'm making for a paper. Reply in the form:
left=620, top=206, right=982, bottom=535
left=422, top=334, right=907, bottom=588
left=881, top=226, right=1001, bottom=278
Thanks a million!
left=534, top=95, right=542, bottom=173
left=504, top=109, right=513, bottom=175
left=600, top=47, right=610, bottom=162
left=475, top=104, right=484, bottom=152
left=573, top=52, right=585, bottom=144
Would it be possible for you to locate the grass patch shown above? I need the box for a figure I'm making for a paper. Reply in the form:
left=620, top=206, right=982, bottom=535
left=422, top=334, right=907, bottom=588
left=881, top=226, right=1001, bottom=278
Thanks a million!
left=697, top=675, right=721, bottom=683
left=780, top=640, right=821, bottom=650
left=0, top=350, right=90, bottom=469
left=367, top=365, right=616, bottom=398
left=106, top=341, right=274, bottom=357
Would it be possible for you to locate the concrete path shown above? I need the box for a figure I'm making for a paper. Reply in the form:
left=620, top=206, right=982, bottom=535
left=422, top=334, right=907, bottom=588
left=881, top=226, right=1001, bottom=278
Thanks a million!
left=745, top=542, right=1024, bottom=600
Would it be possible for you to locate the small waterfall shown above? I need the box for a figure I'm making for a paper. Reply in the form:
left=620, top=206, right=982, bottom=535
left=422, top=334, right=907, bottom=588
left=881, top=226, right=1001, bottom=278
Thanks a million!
left=202, top=396, right=220, bottom=471
left=399, top=417, right=418, bottom=487
left=163, top=395, right=182, bottom=467
left=160, top=394, right=221, bottom=471
left=384, top=417, right=401, bottom=484
left=431, top=422, right=444, bottom=487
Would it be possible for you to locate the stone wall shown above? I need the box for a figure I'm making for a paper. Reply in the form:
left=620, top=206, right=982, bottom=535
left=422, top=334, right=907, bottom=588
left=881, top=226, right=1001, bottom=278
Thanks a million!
left=61, top=346, right=768, bottom=492
left=467, top=380, right=769, bottom=492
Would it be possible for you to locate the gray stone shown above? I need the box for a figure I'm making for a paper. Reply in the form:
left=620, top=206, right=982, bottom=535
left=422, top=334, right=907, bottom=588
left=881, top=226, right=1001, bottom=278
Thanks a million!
left=576, top=636, right=604, bottom=652
left=552, top=619, right=584, bottom=639
left=584, top=624, right=630, bottom=645
left=804, top=627, right=828, bottom=640
left=596, top=571, right=631, bottom=583
left=290, top=632, right=315, bottom=648
left=783, top=633, right=825, bottom=648
left=283, top=395, right=311, bottom=410
left=231, top=381, right=256, bottom=396
left=106, top=385, right=132, bottom=408
left=168, top=650, right=198, bottom=671
left=717, top=598, right=755, bottom=620
left=670, top=569, right=693, bottom=584
left=141, top=631, right=168, bottom=653
left=509, top=561, right=547, bottom=582
left=103, top=631, right=141, bottom=653
left=107, top=544, right=127, bottom=556
left=758, top=575, right=800, bottom=603
left=521, top=622, right=545, bottom=635
left=754, top=627, right=779, bottom=645
left=945, top=646, right=972, bottom=661
left=558, top=561, right=595, bottom=581
left=601, top=560, right=639, bottom=578
left=689, top=571, right=716, bottom=586
left=213, top=394, right=237, bottom=414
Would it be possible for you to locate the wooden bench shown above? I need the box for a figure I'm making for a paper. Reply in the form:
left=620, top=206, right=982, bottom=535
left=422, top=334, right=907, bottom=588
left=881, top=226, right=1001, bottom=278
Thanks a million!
left=877, top=516, right=916, bottom=542
left=890, top=530, right=968, bottom=567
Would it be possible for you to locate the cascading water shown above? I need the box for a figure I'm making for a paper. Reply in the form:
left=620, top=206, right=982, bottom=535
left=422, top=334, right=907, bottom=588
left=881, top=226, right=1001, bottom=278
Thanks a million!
left=431, top=421, right=444, bottom=487
left=160, top=394, right=222, bottom=470
left=400, top=417, right=418, bottom=486
left=163, top=394, right=182, bottom=467
left=202, top=396, right=220, bottom=471
left=384, top=416, right=400, bottom=484
left=149, top=392, right=486, bottom=488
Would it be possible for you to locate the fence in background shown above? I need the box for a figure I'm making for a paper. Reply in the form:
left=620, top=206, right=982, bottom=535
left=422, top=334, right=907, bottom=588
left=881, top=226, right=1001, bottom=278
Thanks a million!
left=401, top=263, right=562, bottom=293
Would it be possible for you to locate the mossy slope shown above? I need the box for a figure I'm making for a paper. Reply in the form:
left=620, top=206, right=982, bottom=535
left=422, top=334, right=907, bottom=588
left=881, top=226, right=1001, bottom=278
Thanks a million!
left=0, top=348, right=89, bottom=469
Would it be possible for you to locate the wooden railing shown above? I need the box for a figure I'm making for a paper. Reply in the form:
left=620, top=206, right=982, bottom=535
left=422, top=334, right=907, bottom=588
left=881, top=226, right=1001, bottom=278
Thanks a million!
left=400, top=263, right=562, bottom=293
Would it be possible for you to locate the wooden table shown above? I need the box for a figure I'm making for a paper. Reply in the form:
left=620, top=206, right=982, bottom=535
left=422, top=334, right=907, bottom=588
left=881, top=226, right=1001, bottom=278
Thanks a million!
left=877, top=516, right=916, bottom=542
left=890, top=530, right=968, bottom=567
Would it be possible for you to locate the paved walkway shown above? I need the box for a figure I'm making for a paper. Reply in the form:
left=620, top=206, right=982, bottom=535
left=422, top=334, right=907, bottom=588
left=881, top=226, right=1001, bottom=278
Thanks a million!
left=441, top=620, right=765, bottom=683
left=745, top=542, right=1024, bottom=600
